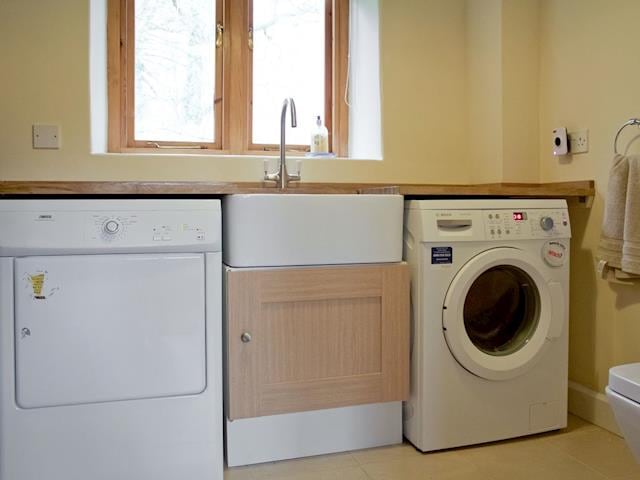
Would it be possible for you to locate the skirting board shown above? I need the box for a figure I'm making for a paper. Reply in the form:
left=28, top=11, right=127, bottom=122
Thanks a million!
left=225, top=402, right=402, bottom=467
left=568, top=381, right=622, bottom=436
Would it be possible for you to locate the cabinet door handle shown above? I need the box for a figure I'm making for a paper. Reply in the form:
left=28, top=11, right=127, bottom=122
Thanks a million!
left=240, top=332, right=252, bottom=343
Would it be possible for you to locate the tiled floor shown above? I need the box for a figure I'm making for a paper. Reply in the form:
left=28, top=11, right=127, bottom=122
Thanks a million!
left=224, top=415, right=640, bottom=480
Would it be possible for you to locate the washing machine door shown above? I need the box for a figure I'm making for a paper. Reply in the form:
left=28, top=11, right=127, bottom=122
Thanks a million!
left=442, top=247, right=565, bottom=381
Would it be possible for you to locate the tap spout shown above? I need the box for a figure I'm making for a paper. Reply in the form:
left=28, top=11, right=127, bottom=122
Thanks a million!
left=278, top=98, right=297, bottom=189
left=264, top=97, right=301, bottom=189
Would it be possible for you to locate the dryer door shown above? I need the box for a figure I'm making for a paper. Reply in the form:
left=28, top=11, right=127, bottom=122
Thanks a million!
left=442, top=247, right=564, bottom=381
left=14, top=254, right=206, bottom=408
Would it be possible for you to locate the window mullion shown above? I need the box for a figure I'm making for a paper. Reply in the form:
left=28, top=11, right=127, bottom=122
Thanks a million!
left=333, top=0, right=349, bottom=157
left=325, top=0, right=333, bottom=153
left=214, top=0, right=224, bottom=148
left=124, top=0, right=135, bottom=149
left=245, top=0, right=254, bottom=153
left=107, top=0, right=124, bottom=152
left=224, top=0, right=250, bottom=153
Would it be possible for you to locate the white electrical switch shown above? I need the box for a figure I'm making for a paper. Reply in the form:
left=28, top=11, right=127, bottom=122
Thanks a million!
left=552, top=128, right=568, bottom=156
left=32, top=125, right=61, bottom=149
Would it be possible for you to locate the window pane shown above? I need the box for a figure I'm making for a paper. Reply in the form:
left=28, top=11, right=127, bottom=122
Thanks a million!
left=134, top=0, right=216, bottom=143
left=252, top=0, right=325, bottom=146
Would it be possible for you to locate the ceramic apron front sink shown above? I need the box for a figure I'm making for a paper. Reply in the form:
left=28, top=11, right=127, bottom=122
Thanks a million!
left=222, top=194, right=403, bottom=267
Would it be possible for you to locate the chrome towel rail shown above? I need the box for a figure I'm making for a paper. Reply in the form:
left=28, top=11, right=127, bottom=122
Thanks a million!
left=614, top=118, right=640, bottom=154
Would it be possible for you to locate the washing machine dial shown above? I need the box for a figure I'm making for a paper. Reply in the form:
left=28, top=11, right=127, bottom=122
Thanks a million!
left=103, top=219, right=121, bottom=235
left=540, top=216, right=554, bottom=231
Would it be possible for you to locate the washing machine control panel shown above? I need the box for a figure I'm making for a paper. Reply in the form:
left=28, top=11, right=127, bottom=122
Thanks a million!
left=485, top=209, right=570, bottom=239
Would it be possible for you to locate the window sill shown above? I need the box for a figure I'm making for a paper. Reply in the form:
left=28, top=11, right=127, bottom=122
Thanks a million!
left=112, top=148, right=306, bottom=157
left=97, top=151, right=380, bottom=161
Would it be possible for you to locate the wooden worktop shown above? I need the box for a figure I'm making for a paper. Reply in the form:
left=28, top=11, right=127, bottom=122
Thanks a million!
left=0, top=180, right=595, bottom=205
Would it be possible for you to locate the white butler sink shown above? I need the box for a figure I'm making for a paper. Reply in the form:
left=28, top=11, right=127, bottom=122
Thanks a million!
left=222, top=194, right=403, bottom=267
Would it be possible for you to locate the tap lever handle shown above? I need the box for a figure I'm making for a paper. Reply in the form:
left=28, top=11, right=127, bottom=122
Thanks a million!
left=286, top=160, right=302, bottom=183
left=263, top=159, right=278, bottom=182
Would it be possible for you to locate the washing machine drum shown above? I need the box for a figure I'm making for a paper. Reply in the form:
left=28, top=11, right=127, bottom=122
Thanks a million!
left=443, top=247, right=565, bottom=381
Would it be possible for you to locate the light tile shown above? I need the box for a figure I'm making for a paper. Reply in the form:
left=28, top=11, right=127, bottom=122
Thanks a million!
left=224, top=465, right=256, bottom=480
left=352, top=442, right=421, bottom=466
left=563, top=414, right=599, bottom=434
left=245, top=452, right=359, bottom=479
left=462, top=433, right=568, bottom=470
left=284, top=466, right=369, bottom=480
left=440, top=426, right=611, bottom=480
left=225, top=465, right=369, bottom=480
left=477, top=452, right=608, bottom=480
left=545, top=427, right=640, bottom=478
left=532, top=456, right=608, bottom=480
left=361, top=450, right=477, bottom=480
left=428, top=468, right=496, bottom=480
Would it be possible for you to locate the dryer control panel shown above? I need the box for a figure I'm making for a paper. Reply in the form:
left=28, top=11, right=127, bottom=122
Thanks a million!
left=0, top=199, right=221, bottom=256
left=85, top=211, right=211, bottom=246
left=484, top=208, right=570, bottom=240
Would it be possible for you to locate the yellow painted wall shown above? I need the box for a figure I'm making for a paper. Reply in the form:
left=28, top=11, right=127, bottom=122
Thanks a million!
left=466, top=0, right=503, bottom=183
left=501, top=0, right=539, bottom=183
left=0, top=0, right=470, bottom=184
left=539, top=0, right=640, bottom=392
left=466, top=0, right=540, bottom=184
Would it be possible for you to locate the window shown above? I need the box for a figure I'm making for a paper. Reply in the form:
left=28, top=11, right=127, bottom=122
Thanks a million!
left=107, top=0, right=349, bottom=155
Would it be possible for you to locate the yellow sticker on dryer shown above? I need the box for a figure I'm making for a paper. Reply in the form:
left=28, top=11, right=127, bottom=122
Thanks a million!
left=28, top=273, right=46, bottom=299
left=25, top=271, right=58, bottom=300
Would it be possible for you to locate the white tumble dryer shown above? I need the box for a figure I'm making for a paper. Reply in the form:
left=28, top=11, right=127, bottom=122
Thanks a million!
left=0, top=200, right=223, bottom=480
left=403, top=199, right=571, bottom=452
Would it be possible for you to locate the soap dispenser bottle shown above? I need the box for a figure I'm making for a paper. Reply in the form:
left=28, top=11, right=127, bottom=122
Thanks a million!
left=310, top=115, right=329, bottom=154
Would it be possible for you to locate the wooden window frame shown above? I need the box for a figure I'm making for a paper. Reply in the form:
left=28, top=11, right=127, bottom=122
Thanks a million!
left=108, top=0, right=349, bottom=156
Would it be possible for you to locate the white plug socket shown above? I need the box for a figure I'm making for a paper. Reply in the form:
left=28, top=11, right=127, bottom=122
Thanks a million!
left=568, top=129, right=589, bottom=154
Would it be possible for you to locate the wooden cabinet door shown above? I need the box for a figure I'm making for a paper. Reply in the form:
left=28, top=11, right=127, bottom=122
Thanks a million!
left=226, top=263, right=409, bottom=420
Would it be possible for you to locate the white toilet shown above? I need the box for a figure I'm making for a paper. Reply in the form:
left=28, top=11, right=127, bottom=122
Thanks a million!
left=607, top=363, right=640, bottom=462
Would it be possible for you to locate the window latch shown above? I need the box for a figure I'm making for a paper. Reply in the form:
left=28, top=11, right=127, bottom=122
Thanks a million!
left=248, top=27, right=253, bottom=51
left=216, top=23, right=224, bottom=48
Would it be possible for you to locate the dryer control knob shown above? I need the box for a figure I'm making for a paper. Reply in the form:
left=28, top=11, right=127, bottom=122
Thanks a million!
left=103, top=219, right=121, bottom=234
left=540, top=216, right=554, bottom=231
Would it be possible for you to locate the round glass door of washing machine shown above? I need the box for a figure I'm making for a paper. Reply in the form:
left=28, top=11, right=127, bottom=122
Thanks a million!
left=463, top=265, right=539, bottom=357
left=442, top=247, right=565, bottom=381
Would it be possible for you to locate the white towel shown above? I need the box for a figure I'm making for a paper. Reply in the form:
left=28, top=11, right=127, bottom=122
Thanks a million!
left=622, top=155, right=640, bottom=274
left=598, top=153, right=640, bottom=276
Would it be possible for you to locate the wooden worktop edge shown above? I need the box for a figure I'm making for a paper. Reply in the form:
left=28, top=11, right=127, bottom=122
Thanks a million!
left=0, top=180, right=595, bottom=200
